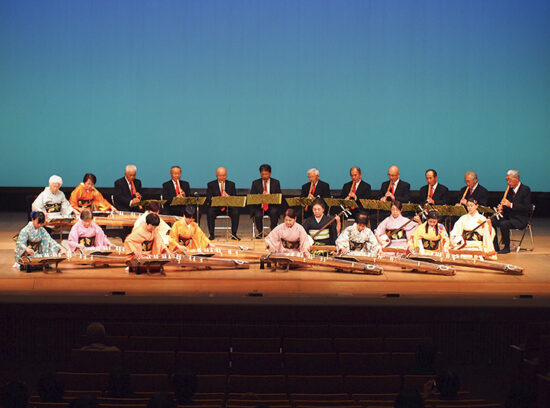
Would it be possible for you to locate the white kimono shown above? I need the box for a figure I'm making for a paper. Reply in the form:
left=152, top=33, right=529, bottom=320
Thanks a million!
left=336, top=224, right=381, bottom=256
left=450, top=212, right=496, bottom=259
left=32, top=187, right=73, bottom=217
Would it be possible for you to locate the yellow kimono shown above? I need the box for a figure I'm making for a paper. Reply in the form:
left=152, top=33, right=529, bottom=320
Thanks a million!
left=410, top=221, right=449, bottom=255
left=124, top=223, right=167, bottom=259
left=169, top=219, right=210, bottom=252
left=69, top=183, right=113, bottom=211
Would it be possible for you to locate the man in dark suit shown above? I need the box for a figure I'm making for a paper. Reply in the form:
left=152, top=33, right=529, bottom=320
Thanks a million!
left=378, top=165, right=411, bottom=203
left=341, top=166, right=371, bottom=218
left=162, top=166, right=191, bottom=216
left=418, top=169, right=449, bottom=205
left=249, top=164, right=282, bottom=237
left=114, top=165, right=142, bottom=211
left=300, top=168, right=331, bottom=219
left=206, top=167, right=240, bottom=240
left=456, top=171, right=489, bottom=207
left=492, top=169, right=532, bottom=254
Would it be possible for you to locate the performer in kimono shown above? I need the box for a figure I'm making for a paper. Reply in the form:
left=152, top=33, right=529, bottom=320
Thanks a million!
left=303, top=199, right=338, bottom=248
left=133, top=201, right=171, bottom=245
left=335, top=212, right=381, bottom=256
left=32, top=175, right=78, bottom=218
left=169, top=206, right=211, bottom=253
left=265, top=209, right=312, bottom=255
left=67, top=209, right=114, bottom=252
left=450, top=199, right=497, bottom=259
left=124, top=213, right=169, bottom=259
left=14, top=212, right=65, bottom=265
left=374, top=200, right=418, bottom=250
left=409, top=210, right=450, bottom=255
left=69, top=173, right=118, bottom=213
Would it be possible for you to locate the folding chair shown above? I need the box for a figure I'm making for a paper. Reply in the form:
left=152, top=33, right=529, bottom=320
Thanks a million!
left=511, top=204, right=535, bottom=252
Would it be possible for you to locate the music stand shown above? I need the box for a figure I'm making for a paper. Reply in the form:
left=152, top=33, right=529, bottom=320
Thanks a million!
left=211, top=196, right=247, bottom=239
left=246, top=193, right=282, bottom=238
left=171, top=196, right=207, bottom=221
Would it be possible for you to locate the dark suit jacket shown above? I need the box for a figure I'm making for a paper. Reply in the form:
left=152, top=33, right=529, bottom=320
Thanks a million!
left=378, top=180, right=411, bottom=203
left=340, top=180, right=371, bottom=200
left=418, top=183, right=449, bottom=205
left=300, top=180, right=331, bottom=198
left=206, top=180, right=237, bottom=206
left=114, top=177, right=142, bottom=211
left=503, top=183, right=532, bottom=225
left=458, top=184, right=489, bottom=206
left=250, top=178, right=282, bottom=208
left=162, top=179, right=191, bottom=203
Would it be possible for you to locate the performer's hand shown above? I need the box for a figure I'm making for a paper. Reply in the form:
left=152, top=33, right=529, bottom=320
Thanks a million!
left=413, top=215, right=421, bottom=223
left=73, top=208, right=80, bottom=217
left=501, top=198, right=511, bottom=207
left=497, top=203, right=503, bottom=212
left=177, top=245, right=187, bottom=254
left=58, top=247, right=67, bottom=256
left=221, top=191, right=230, bottom=197
left=130, top=198, right=140, bottom=206
left=26, top=248, right=35, bottom=256
left=426, top=198, right=435, bottom=205
left=76, top=244, right=85, bottom=250
left=380, top=196, right=387, bottom=202
left=459, top=198, right=467, bottom=205
left=385, top=192, right=395, bottom=200
left=111, top=207, right=120, bottom=214
left=308, top=194, right=314, bottom=199
left=136, top=192, right=142, bottom=201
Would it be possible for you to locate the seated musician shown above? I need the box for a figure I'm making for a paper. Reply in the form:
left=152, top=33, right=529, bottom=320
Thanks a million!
left=249, top=164, right=282, bottom=237
left=300, top=168, right=331, bottom=219
left=457, top=171, right=489, bottom=206
left=114, top=165, right=142, bottom=212
left=133, top=201, right=171, bottom=245
left=379, top=165, right=411, bottom=203
left=340, top=166, right=371, bottom=217
left=450, top=199, right=496, bottom=259
left=206, top=167, right=240, bottom=241
left=70, top=173, right=118, bottom=213
left=124, top=213, right=169, bottom=259
left=492, top=169, right=532, bottom=254
left=169, top=206, right=211, bottom=253
left=335, top=212, right=381, bottom=256
left=14, top=211, right=66, bottom=267
left=374, top=200, right=418, bottom=250
left=265, top=209, right=312, bottom=255
left=409, top=210, right=449, bottom=255
left=418, top=169, right=449, bottom=205
left=162, top=165, right=191, bottom=216
left=303, top=199, right=339, bottom=249
left=32, top=175, right=78, bottom=219
left=67, top=209, right=114, bottom=252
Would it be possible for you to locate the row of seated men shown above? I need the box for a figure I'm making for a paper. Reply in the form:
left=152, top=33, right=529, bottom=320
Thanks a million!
left=29, top=163, right=531, bottom=254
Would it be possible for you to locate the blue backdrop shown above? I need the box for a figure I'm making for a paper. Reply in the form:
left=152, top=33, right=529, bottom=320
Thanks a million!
left=1, top=0, right=549, bottom=191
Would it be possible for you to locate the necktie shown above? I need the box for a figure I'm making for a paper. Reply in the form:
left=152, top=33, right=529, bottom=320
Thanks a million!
left=311, top=183, right=316, bottom=195
left=130, top=181, right=136, bottom=198
left=429, top=186, right=434, bottom=199
left=469, top=188, right=473, bottom=196
left=263, top=181, right=268, bottom=211
left=391, top=183, right=395, bottom=195
left=351, top=182, right=357, bottom=209
left=175, top=180, right=180, bottom=196
left=221, top=183, right=225, bottom=211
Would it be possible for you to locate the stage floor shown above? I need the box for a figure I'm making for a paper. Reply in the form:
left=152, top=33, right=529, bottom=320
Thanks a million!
left=1, top=212, right=549, bottom=306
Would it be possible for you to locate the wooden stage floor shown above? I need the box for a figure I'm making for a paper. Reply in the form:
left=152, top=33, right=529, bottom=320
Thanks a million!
left=1, top=212, right=549, bottom=307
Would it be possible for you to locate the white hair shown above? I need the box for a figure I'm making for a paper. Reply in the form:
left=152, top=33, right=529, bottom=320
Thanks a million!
left=464, top=170, right=478, bottom=180
left=507, top=169, right=520, bottom=179
left=125, top=164, right=137, bottom=173
left=307, top=168, right=319, bottom=176
left=48, top=175, right=63, bottom=186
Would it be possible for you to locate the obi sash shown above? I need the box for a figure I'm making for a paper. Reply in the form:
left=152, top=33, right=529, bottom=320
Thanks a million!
left=281, top=238, right=300, bottom=250
left=78, top=236, right=96, bottom=247
left=309, top=229, right=329, bottom=242
left=44, top=203, right=61, bottom=213
left=26, top=240, right=41, bottom=252
left=386, top=229, right=406, bottom=241
left=462, top=230, right=482, bottom=242
left=349, top=241, right=365, bottom=251
left=77, top=199, right=93, bottom=208
left=422, top=239, right=440, bottom=251
left=141, top=240, right=153, bottom=252
left=178, top=236, right=192, bottom=247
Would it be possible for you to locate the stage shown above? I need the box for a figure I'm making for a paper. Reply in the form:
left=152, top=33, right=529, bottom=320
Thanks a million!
left=1, top=212, right=549, bottom=307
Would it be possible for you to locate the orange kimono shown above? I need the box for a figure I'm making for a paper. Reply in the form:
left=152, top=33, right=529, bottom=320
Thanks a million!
left=169, top=219, right=210, bottom=252
left=69, top=183, right=113, bottom=211
left=124, top=223, right=167, bottom=258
